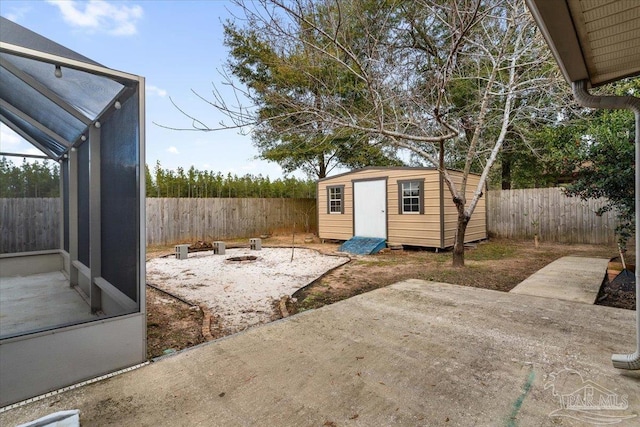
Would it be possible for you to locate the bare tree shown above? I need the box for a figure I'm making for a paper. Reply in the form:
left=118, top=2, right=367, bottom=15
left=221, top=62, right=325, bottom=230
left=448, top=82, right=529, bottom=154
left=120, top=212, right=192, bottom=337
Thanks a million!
left=165, top=0, right=563, bottom=266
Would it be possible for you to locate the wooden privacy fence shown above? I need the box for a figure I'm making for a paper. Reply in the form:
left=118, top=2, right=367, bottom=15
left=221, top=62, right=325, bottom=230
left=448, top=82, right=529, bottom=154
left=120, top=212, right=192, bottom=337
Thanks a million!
left=1, top=198, right=317, bottom=253
left=2, top=191, right=619, bottom=251
left=146, top=198, right=317, bottom=246
left=0, top=198, right=60, bottom=253
left=487, top=187, right=617, bottom=244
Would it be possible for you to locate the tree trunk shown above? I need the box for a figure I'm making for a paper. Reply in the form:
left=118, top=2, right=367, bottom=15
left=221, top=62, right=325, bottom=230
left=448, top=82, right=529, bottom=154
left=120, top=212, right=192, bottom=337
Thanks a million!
left=501, top=128, right=514, bottom=190
left=501, top=152, right=512, bottom=190
left=318, top=154, right=327, bottom=179
left=452, top=204, right=470, bottom=268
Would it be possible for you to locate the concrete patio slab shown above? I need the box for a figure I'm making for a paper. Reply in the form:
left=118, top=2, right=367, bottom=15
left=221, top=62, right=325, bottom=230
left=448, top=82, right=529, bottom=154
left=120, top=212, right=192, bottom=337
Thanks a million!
left=1, top=280, right=638, bottom=426
left=510, top=256, right=610, bottom=304
left=0, top=271, right=96, bottom=338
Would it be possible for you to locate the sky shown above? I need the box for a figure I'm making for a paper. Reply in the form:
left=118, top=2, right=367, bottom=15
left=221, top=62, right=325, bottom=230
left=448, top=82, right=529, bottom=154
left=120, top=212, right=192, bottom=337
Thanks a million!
left=0, top=0, right=307, bottom=179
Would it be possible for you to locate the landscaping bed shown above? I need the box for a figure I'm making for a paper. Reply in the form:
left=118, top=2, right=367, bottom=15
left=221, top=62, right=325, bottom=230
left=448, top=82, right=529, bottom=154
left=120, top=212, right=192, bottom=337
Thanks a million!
left=596, top=257, right=636, bottom=311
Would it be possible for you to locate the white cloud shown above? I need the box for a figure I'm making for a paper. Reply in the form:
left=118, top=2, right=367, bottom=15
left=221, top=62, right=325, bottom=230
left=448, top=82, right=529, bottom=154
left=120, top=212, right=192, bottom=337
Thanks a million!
left=4, top=6, right=32, bottom=23
left=0, top=124, right=23, bottom=147
left=147, top=85, right=167, bottom=97
left=0, top=125, right=48, bottom=163
left=167, top=146, right=179, bottom=154
left=46, top=0, right=143, bottom=36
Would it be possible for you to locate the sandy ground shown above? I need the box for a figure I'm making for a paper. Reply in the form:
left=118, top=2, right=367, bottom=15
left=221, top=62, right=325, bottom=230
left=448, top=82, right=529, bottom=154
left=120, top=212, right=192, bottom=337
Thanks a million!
left=146, top=247, right=348, bottom=334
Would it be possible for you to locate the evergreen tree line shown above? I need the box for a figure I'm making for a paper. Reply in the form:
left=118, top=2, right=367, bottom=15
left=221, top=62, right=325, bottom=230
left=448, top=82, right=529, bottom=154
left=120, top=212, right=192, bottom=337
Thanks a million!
left=0, top=157, right=60, bottom=198
left=0, top=158, right=316, bottom=199
left=146, top=162, right=316, bottom=198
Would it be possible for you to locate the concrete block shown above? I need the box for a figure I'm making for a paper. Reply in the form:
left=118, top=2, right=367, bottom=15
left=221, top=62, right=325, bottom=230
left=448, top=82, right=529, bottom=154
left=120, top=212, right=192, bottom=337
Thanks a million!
left=213, top=241, right=226, bottom=255
left=175, top=244, right=189, bottom=260
left=249, top=238, right=262, bottom=251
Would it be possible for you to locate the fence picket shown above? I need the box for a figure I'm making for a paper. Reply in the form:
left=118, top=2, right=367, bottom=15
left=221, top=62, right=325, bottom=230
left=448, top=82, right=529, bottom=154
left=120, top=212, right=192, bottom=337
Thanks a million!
left=487, top=188, right=617, bottom=244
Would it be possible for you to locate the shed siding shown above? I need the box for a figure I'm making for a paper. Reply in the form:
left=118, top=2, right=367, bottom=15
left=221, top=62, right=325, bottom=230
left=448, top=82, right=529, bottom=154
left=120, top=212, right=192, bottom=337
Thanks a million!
left=318, top=181, right=353, bottom=240
left=318, top=167, right=486, bottom=248
left=388, top=169, right=440, bottom=247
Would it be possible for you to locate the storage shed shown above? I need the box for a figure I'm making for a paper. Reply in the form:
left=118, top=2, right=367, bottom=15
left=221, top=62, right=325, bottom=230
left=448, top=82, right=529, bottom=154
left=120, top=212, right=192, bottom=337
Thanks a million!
left=0, top=17, right=145, bottom=406
left=317, top=167, right=486, bottom=248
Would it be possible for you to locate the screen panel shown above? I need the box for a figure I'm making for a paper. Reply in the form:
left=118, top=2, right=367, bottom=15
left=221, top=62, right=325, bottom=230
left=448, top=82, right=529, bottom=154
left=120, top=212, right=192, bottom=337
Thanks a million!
left=100, top=92, right=139, bottom=303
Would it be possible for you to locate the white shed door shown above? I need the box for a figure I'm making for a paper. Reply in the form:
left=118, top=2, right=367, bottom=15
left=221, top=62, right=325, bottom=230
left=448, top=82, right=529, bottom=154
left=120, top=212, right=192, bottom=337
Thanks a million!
left=354, top=180, right=386, bottom=238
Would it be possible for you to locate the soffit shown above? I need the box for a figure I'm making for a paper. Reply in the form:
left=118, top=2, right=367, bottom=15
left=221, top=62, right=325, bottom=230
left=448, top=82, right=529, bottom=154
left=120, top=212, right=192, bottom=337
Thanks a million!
left=527, top=0, right=640, bottom=86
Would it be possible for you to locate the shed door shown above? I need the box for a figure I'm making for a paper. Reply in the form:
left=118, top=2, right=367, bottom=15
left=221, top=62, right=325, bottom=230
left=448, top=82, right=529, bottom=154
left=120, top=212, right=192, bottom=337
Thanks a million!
left=354, top=180, right=387, bottom=238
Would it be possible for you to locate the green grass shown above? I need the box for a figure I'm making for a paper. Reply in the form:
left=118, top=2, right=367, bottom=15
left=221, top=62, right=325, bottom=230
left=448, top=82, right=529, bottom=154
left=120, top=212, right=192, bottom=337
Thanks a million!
left=354, top=258, right=402, bottom=267
left=465, top=242, right=516, bottom=261
left=434, top=253, right=450, bottom=263
left=297, top=292, right=326, bottom=311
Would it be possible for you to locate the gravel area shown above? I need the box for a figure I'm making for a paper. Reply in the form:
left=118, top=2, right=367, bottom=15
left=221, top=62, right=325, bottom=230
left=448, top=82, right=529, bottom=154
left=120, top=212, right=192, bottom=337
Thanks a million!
left=146, top=247, right=349, bottom=334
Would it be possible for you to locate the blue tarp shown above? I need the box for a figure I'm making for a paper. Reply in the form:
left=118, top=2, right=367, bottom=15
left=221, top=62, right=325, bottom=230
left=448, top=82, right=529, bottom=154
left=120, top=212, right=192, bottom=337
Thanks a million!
left=339, top=236, right=387, bottom=255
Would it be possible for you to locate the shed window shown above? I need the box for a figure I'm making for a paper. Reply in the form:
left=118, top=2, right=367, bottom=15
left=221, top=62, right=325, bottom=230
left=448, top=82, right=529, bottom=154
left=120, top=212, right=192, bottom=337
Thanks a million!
left=327, top=185, right=344, bottom=214
left=398, top=179, right=424, bottom=214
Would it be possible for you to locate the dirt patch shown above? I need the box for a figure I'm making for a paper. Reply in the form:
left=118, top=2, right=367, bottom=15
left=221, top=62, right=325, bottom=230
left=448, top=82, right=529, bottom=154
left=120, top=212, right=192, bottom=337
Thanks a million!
left=226, top=255, right=258, bottom=262
left=146, top=286, right=207, bottom=359
left=597, top=281, right=636, bottom=310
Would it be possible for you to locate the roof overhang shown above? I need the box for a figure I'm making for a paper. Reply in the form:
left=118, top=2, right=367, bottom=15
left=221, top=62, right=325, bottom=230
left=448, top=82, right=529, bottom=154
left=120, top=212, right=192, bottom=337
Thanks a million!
left=0, top=17, right=142, bottom=161
left=526, top=0, right=640, bottom=87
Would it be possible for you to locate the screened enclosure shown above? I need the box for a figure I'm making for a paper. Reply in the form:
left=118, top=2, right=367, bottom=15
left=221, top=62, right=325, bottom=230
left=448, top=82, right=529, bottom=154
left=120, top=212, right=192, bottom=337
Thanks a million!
left=0, top=17, right=146, bottom=406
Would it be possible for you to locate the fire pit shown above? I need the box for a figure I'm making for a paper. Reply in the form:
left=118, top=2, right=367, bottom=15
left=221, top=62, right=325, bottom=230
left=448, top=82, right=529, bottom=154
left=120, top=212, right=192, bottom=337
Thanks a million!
left=226, top=255, right=258, bottom=263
